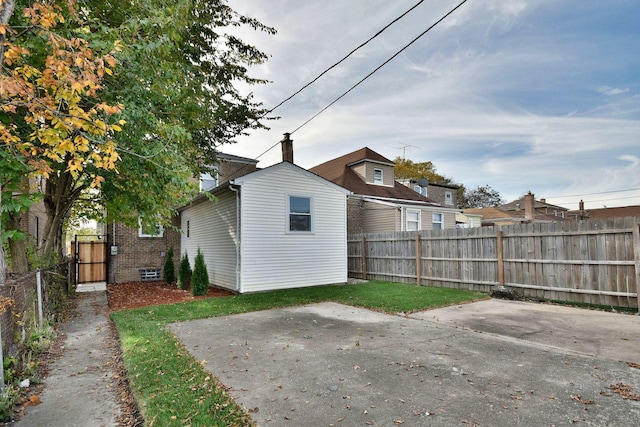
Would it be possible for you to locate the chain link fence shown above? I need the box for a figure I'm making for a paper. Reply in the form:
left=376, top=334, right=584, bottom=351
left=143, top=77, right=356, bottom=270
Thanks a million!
left=0, top=263, right=71, bottom=364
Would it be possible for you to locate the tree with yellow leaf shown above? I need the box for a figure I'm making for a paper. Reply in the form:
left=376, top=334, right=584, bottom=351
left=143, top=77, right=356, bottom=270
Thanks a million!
left=2, top=0, right=274, bottom=277
left=1, top=1, right=124, bottom=272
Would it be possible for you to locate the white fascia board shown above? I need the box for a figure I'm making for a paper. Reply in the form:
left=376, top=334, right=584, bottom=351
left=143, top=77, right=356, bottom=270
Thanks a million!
left=233, top=162, right=351, bottom=195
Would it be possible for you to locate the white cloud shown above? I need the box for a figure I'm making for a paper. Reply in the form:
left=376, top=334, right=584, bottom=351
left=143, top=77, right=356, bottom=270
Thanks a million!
left=597, top=86, right=630, bottom=96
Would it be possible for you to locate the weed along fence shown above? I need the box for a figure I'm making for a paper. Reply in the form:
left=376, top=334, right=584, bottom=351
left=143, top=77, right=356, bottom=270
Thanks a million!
left=347, top=217, right=640, bottom=310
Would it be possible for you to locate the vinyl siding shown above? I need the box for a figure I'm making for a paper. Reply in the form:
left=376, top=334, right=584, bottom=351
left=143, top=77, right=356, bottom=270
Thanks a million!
left=364, top=163, right=394, bottom=186
left=180, top=191, right=238, bottom=291
left=237, top=164, right=348, bottom=293
left=362, top=201, right=397, bottom=233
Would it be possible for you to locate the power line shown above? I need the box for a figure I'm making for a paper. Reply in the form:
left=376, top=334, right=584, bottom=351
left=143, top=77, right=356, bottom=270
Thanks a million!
left=290, top=0, right=470, bottom=135
left=547, top=187, right=640, bottom=199
left=225, top=1, right=432, bottom=178
left=265, top=0, right=426, bottom=116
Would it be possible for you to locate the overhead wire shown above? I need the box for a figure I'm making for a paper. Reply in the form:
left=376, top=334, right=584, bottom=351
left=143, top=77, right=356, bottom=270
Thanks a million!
left=223, top=0, right=438, bottom=179
left=264, top=0, right=426, bottom=116
left=290, top=0, right=470, bottom=135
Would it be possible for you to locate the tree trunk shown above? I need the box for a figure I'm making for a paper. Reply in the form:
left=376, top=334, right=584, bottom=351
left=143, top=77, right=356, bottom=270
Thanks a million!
left=41, top=168, right=85, bottom=262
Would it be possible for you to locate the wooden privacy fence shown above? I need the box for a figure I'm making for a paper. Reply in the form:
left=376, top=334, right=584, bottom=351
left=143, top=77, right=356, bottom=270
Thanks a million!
left=348, top=217, right=640, bottom=310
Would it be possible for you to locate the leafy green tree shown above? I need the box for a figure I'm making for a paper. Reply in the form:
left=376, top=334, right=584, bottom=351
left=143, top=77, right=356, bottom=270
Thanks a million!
left=178, top=251, right=192, bottom=290
left=163, top=246, right=176, bottom=285
left=461, top=185, right=505, bottom=208
left=1, top=0, right=275, bottom=276
left=191, top=248, right=209, bottom=296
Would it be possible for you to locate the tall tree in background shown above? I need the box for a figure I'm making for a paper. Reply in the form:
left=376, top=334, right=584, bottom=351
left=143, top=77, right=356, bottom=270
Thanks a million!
left=460, top=184, right=504, bottom=208
left=1, top=0, right=275, bottom=276
left=393, top=156, right=467, bottom=207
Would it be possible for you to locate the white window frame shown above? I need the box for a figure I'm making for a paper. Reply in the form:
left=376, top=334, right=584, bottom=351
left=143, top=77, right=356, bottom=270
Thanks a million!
left=287, top=195, right=313, bottom=233
left=432, top=212, right=444, bottom=230
left=413, top=185, right=422, bottom=194
left=406, top=209, right=421, bottom=231
left=445, top=191, right=453, bottom=205
left=138, top=217, right=164, bottom=238
left=199, top=167, right=219, bottom=192
left=373, top=168, right=383, bottom=185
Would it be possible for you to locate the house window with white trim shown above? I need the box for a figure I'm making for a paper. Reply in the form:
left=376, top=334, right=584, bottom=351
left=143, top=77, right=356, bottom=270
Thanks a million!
left=406, top=209, right=421, bottom=231
left=373, top=168, right=383, bottom=185
left=139, top=217, right=164, bottom=237
left=432, top=212, right=444, bottom=230
left=289, top=196, right=312, bottom=232
left=445, top=191, right=453, bottom=205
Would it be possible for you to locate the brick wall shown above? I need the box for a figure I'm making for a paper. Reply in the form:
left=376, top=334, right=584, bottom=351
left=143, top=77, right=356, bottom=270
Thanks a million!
left=108, top=216, right=181, bottom=283
left=346, top=197, right=364, bottom=234
left=427, top=184, right=457, bottom=208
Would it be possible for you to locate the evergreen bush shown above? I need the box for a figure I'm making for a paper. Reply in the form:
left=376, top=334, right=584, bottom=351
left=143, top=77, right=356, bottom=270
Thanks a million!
left=192, top=248, right=209, bottom=296
left=178, top=251, right=192, bottom=290
left=163, top=247, right=176, bottom=285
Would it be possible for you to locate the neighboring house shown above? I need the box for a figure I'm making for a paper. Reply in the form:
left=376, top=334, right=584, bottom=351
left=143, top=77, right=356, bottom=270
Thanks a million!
left=566, top=202, right=640, bottom=221
left=309, top=147, right=460, bottom=234
left=398, top=179, right=459, bottom=208
left=455, top=212, right=482, bottom=228
left=179, top=136, right=351, bottom=293
left=107, top=152, right=259, bottom=284
left=500, top=192, right=570, bottom=221
left=465, top=192, right=570, bottom=226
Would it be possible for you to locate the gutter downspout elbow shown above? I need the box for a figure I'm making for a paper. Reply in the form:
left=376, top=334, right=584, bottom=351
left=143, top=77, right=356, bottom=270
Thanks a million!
left=229, top=184, right=241, bottom=293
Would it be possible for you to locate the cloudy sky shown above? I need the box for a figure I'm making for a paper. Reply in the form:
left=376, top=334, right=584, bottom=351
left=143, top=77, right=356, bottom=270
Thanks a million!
left=225, top=0, right=640, bottom=210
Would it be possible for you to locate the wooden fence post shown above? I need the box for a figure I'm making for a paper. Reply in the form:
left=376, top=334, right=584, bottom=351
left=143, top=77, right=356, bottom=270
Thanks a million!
left=633, top=222, right=640, bottom=312
left=361, top=236, right=367, bottom=280
left=496, top=230, right=505, bottom=288
left=416, top=234, right=422, bottom=286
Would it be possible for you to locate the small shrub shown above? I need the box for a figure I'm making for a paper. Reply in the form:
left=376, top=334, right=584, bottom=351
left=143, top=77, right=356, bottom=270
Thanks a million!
left=191, top=248, right=209, bottom=296
left=178, top=252, right=192, bottom=290
left=163, top=247, right=176, bottom=285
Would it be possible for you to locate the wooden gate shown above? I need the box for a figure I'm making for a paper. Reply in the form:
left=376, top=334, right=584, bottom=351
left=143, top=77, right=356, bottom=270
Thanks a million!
left=72, top=236, right=107, bottom=284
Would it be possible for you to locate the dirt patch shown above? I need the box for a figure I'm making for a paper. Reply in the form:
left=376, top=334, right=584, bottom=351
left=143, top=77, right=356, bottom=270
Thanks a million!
left=107, top=281, right=234, bottom=311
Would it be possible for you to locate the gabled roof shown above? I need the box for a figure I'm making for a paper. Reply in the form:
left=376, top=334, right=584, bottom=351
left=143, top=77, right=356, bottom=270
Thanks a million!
left=217, top=152, right=259, bottom=165
left=500, top=196, right=568, bottom=212
left=570, top=205, right=640, bottom=220
left=309, top=147, right=439, bottom=205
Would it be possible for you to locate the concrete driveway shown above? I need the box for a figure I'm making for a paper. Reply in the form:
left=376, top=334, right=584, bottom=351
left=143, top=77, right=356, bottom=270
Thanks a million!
left=169, top=300, right=640, bottom=426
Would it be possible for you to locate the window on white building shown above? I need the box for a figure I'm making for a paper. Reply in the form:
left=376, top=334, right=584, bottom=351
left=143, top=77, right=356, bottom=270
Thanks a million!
left=406, top=209, right=421, bottom=231
left=373, top=168, right=383, bottom=185
left=432, top=212, right=444, bottom=230
left=289, top=196, right=312, bottom=232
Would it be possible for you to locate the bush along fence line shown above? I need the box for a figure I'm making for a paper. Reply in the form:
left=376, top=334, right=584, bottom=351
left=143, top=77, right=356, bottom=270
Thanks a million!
left=0, top=263, right=70, bottom=401
left=348, top=216, right=640, bottom=310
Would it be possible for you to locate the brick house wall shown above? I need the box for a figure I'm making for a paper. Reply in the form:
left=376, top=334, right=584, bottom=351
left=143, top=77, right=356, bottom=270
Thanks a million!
left=426, top=184, right=457, bottom=208
left=346, top=197, right=364, bottom=234
left=107, top=215, right=181, bottom=283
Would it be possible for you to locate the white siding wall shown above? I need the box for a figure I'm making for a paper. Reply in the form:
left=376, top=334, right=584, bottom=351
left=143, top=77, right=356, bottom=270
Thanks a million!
left=237, top=165, right=348, bottom=293
left=180, top=191, right=238, bottom=291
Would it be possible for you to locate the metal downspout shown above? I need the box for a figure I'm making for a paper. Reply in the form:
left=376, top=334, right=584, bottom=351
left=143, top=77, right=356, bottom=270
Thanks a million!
left=229, top=184, right=241, bottom=292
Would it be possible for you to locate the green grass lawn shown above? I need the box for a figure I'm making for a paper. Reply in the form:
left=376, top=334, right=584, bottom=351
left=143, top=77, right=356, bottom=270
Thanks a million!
left=111, top=281, right=486, bottom=426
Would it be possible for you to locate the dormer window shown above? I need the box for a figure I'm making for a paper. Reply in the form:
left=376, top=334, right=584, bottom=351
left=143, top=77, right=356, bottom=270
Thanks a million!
left=373, top=168, right=383, bottom=185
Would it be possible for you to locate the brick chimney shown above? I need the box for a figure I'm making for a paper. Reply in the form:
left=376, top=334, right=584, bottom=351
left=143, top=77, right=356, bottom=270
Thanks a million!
left=281, top=133, right=293, bottom=163
left=579, top=199, right=585, bottom=212
left=524, top=191, right=535, bottom=220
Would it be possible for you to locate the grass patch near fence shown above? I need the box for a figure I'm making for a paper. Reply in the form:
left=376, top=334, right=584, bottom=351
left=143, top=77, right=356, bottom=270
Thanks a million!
left=111, top=281, right=486, bottom=426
